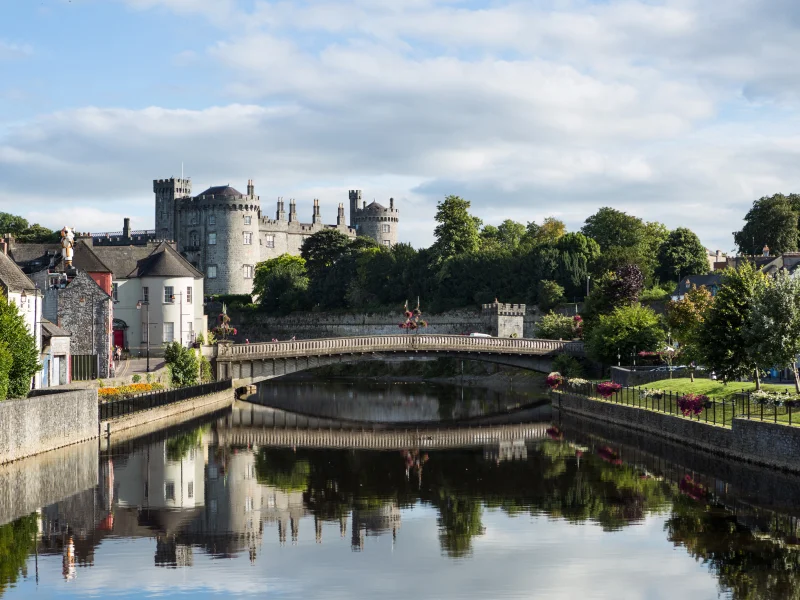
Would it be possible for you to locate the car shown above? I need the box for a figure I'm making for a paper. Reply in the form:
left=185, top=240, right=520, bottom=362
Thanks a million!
left=468, top=332, right=492, bottom=338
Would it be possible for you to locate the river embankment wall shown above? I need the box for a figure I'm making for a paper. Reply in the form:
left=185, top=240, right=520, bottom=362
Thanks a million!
left=0, top=389, right=98, bottom=464
left=555, top=392, right=800, bottom=473
left=229, top=308, right=546, bottom=340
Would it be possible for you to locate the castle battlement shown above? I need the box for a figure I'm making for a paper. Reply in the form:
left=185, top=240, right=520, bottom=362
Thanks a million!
left=482, top=302, right=526, bottom=316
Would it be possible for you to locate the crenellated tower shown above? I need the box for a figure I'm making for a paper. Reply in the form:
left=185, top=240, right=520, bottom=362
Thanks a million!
left=154, top=177, right=192, bottom=241
left=349, top=190, right=399, bottom=247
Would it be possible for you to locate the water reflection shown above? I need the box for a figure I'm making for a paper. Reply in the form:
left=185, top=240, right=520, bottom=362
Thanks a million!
left=2, top=382, right=800, bottom=598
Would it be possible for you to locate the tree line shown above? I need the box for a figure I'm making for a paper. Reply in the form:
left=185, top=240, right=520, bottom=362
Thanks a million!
left=252, top=195, right=711, bottom=314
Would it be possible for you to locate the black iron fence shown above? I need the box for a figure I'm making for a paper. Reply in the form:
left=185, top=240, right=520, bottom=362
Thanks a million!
left=559, top=382, right=800, bottom=428
left=98, top=379, right=232, bottom=421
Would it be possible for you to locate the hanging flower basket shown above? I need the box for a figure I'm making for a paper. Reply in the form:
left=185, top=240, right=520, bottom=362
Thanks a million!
left=677, top=393, right=708, bottom=416
left=546, top=372, right=564, bottom=390
left=596, top=381, right=622, bottom=397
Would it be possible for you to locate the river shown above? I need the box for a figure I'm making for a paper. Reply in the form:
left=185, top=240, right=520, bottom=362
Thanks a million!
left=1, top=379, right=800, bottom=599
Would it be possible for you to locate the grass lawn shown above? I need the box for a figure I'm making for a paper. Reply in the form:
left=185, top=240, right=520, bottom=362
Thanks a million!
left=640, top=378, right=796, bottom=401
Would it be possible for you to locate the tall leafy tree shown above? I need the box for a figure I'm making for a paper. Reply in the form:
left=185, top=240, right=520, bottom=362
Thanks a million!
left=696, top=262, right=765, bottom=386
left=432, top=195, right=482, bottom=260
left=745, top=270, right=800, bottom=392
left=556, top=232, right=601, bottom=262
left=0, top=296, right=39, bottom=399
left=300, top=229, right=351, bottom=279
left=585, top=304, right=664, bottom=366
left=581, top=207, right=645, bottom=250
left=664, top=284, right=714, bottom=367
left=253, top=254, right=310, bottom=313
left=0, top=213, right=28, bottom=236
left=656, top=227, right=709, bottom=282
left=733, top=193, right=800, bottom=255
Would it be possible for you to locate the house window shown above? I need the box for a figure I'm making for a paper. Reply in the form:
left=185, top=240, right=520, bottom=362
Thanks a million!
left=112, top=283, right=118, bottom=302
left=382, top=224, right=390, bottom=233
left=207, top=265, right=217, bottom=279
left=163, top=322, right=174, bottom=343
left=164, top=286, right=174, bottom=303
left=243, top=265, right=254, bottom=279
left=243, top=232, right=252, bottom=245
left=244, top=216, right=252, bottom=225
left=165, top=481, right=175, bottom=501
left=208, top=214, right=216, bottom=226
left=383, top=240, right=391, bottom=247
left=186, top=286, right=192, bottom=304
left=208, top=232, right=217, bottom=245
left=142, top=286, right=149, bottom=303
left=265, top=234, right=275, bottom=248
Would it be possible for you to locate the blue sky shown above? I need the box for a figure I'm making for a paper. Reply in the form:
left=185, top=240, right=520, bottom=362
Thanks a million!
left=3, top=0, right=800, bottom=250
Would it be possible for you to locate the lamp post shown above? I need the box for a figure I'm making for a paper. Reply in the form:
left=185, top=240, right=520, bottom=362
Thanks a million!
left=136, top=300, right=150, bottom=372
left=586, top=275, right=591, bottom=298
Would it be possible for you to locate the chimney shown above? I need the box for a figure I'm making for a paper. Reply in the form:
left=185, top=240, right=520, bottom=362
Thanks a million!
left=276, top=197, right=286, bottom=221
left=123, top=217, right=131, bottom=239
left=312, top=198, right=321, bottom=225
left=337, top=203, right=345, bottom=226
left=389, top=197, right=394, bottom=209
left=289, top=199, right=297, bottom=223
left=247, top=179, right=255, bottom=197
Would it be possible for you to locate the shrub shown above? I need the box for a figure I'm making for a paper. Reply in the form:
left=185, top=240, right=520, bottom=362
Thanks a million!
left=536, top=311, right=580, bottom=340
left=199, top=355, right=213, bottom=383
left=552, top=354, right=583, bottom=378
left=0, top=342, right=12, bottom=401
left=0, top=296, right=39, bottom=399
left=536, top=280, right=565, bottom=312
left=131, top=374, right=141, bottom=383
left=164, top=342, right=199, bottom=388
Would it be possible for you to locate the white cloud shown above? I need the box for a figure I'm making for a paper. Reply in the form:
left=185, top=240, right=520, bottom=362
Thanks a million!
left=0, top=40, right=33, bottom=60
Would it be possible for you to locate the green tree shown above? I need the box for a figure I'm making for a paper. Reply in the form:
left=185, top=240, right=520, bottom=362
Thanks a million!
left=497, top=219, right=526, bottom=250
left=535, top=311, right=579, bottom=340
left=163, top=342, right=199, bottom=388
left=745, top=270, right=800, bottom=391
left=656, top=227, right=709, bottom=282
left=664, top=284, right=714, bottom=371
left=300, top=229, right=351, bottom=279
left=15, top=224, right=59, bottom=243
left=696, top=262, right=765, bottom=386
left=0, top=296, right=39, bottom=399
left=581, top=207, right=645, bottom=251
left=585, top=304, right=664, bottom=366
left=536, top=280, right=565, bottom=312
left=0, top=514, right=38, bottom=596
left=556, top=232, right=601, bottom=262
left=253, top=254, right=310, bottom=313
left=552, top=353, right=583, bottom=377
left=432, top=195, right=482, bottom=260
left=522, top=217, right=566, bottom=248
left=0, top=213, right=28, bottom=236
left=0, top=343, right=11, bottom=402
left=733, top=193, right=800, bottom=255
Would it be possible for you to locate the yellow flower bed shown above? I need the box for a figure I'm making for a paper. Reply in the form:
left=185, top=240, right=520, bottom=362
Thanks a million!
left=98, top=382, right=165, bottom=402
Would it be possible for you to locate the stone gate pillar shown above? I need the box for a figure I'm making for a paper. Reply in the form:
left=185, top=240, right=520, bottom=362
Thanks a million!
left=481, top=301, right=526, bottom=338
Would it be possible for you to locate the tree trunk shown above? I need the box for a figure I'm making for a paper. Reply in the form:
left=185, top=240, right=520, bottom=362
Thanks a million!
left=754, top=369, right=761, bottom=391
left=690, top=369, right=695, bottom=383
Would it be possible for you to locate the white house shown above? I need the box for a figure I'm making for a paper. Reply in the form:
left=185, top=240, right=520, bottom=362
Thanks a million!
left=93, top=242, right=207, bottom=356
left=0, top=246, right=44, bottom=389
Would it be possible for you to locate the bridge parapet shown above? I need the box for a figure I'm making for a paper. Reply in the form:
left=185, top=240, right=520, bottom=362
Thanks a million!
left=217, top=334, right=584, bottom=361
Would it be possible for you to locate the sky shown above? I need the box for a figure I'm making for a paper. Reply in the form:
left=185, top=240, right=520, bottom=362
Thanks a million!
left=3, top=0, right=800, bottom=250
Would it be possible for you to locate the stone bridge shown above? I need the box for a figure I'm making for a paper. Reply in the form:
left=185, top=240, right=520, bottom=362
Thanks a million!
left=215, top=334, right=584, bottom=385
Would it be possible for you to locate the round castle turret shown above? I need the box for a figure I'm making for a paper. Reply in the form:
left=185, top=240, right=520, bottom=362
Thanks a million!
left=180, top=181, right=261, bottom=296
left=349, top=190, right=399, bottom=247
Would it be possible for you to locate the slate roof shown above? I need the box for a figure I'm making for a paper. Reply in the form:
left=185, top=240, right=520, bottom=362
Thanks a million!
left=41, top=318, right=71, bottom=338
left=0, top=251, right=36, bottom=292
left=673, top=273, right=723, bottom=297
left=9, top=240, right=111, bottom=275
left=73, top=241, right=112, bottom=273
left=197, top=185, right=244, bottom=198
left=126, top=242, right=203, bottom=279
left=7, top=243, right=59, bottom=265
left=364, top=201, right=387, bottom=212
left=91, top=245, right=157, bottom=279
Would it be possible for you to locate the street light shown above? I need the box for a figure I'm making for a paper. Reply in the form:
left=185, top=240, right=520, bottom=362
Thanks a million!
left=136, top=299, right=150, bottom=372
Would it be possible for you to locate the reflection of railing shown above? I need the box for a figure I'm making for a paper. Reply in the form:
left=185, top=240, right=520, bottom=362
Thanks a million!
left=99, top=379, right=232, bottom=421
left=217, top=335, right=585, bottom=360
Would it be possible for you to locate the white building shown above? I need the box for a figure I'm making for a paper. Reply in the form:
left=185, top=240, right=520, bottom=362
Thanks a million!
left=93, top=241, right=207, bottom=356
left=0, top=247, right=44, bottom=389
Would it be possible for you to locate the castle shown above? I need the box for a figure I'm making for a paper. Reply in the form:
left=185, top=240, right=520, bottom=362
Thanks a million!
left=94, top=178, right=399, bottom=295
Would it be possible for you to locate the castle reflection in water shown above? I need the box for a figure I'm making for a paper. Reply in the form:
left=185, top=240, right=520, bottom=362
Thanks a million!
left=36, top=429, right=526, bottom=575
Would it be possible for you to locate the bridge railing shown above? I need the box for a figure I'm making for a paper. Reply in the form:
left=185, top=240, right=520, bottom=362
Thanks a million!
left=217, top=334, right=584, bottom=360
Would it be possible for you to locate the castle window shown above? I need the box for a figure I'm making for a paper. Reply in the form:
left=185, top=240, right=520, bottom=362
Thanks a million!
left=243, top=265, right=254, bottom=279
left=243, top=232, right=253, bottom=245
left=265, top=234, right=275, bottom=248
left=383, top=240, right=391, bottom=247
left=189, top=231, right=199, bottom=246
left=207, top=265, right=217, bottom=279
left=208, top=215, right=216, bottom=226
left=382, top=224, right=390, bottom=233
left=244, top=216, right=252, bottom=225
left=208, top=233, right=216, bottom=245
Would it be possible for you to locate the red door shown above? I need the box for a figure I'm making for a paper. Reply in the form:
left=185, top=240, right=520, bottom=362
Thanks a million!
left=113, top=329, right=124, bottom=350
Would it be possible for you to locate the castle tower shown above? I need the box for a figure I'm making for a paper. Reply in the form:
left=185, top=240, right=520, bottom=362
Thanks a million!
left=276, top=197, right=286, bottom=221
left=349, top=190, right=399, bottom=248
left=289, top=199, right=297, bottom=223
left=154, top=177, right=192, bottom=241
left=482, top=301, right=526, bottom=338
left=337, top=203, right=345, bottom=226
left=247, top=179, right=255, bottom=197
left=312, top=199, right=321, bottom=225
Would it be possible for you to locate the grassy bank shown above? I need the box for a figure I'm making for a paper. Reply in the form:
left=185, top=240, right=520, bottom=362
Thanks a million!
left=640, top=378, right=796, bottom=401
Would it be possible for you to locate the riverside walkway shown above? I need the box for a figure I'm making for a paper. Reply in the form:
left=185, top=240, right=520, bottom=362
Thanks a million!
left=215, top=334, right=585, bottom=385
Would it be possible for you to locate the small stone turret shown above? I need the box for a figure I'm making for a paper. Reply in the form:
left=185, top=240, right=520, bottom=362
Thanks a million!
left=349, top=189, right=399, bottom=247
left=337, top=203, right=345, bottom=226
left=482, top=301, right=525, bottom=338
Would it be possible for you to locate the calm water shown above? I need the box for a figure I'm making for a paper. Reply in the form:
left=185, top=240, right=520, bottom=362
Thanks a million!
left=2, top=380, right=800, bottom=599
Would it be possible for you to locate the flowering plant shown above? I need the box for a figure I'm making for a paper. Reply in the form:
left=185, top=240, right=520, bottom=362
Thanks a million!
left=573, top=315, right=583, bottom=338
left=98, top=382, right=165, bottom=402
left=679, top=475, right=707, bottom=501
left=214, top=303, right=237, bottom=341
left=639, top=388, right=664, bottom=400
left=566, top=377, right=590, bottom=389
left=546, top=372, right=564, bottom=390
left=546, top=426, right=563, bottom=440
left=677, top=393, right=709, bottom=416
left=596, top=381, right=622, bottom=397
left=400, top=299, right=428, bottom=333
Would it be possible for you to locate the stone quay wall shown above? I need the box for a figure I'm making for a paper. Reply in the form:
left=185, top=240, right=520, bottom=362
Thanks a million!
left=230, top=308, right=543, bottom=341
left=556, top=392, right=800, bottom=473
left=0, top=389, right=98, bottom=464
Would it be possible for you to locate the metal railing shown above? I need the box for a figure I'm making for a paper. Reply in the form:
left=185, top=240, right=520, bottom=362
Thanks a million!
left=98, top=379, right=232, bottom=421
left=559, top=382, right=800, bottom=428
